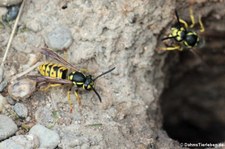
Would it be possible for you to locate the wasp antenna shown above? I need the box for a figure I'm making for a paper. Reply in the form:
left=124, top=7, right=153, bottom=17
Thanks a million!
left=94, top=67, right=115, bottom=81
left=92, top=87, right=102, bottom=102
left=175, top=10, right=185, bottom=30
left=162, top=36, right=175, bottom=41
left=175, top=10, right=188, bottom=32
left=175, top=9, right=181, bottom=25
left=162, top=34, right=179, bottom=41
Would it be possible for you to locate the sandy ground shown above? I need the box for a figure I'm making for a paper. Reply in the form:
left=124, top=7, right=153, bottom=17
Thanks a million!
left=0, top=0, right=225, bottom=148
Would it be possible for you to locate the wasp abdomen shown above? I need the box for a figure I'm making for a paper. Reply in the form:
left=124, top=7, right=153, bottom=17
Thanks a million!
left=184, top=32, right=198, bottom=47
left=38, top=63, right=68, bottom=79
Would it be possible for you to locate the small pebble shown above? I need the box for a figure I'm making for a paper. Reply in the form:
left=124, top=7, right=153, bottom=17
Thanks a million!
left=0, top=134, right=39, bottom=149
left=0, top=94, right=7, bottom=112
left=3, top=5, right=20, bottom=22
left=29, top=124, right=60, bottom=149
left=6, top=96, right=15, bottom=105
left=25, top=116, right=31, bottom=122
left=14, top=103, right=28, bottom=118
left=0, top=115, right=18, bottom=141
left=8, top=78, right=36, bottom=101
left=0, top=0, right=22, bottom=7
left=45, top=26, right=73, bottom=50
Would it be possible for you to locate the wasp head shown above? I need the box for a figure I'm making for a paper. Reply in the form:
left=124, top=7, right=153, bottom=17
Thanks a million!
left=86, top=67, right=115, bottom=102
left=83, top=75, right=94, bottom=90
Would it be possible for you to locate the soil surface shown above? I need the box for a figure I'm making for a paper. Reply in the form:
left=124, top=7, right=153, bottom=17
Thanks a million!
left=0, top=0, right=225, bottom=148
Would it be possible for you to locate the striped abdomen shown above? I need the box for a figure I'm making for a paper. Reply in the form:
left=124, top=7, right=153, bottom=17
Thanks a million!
left=38, top=63, right=68, bottom=79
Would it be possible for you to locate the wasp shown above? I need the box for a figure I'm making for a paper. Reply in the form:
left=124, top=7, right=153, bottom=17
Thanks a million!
left=161, top=8, right=205, bottom=51
left=30, top=48, right=115, bottom=112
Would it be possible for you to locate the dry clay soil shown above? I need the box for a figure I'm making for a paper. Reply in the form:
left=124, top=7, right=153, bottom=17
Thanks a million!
left=1, top=0, right=225, bottom=148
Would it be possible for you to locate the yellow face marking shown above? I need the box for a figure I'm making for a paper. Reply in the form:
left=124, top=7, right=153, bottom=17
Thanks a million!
left=170, top=28, right=178, bottom=37
left=177, top=31, right=182, bottom=41
left=169, top=27, right=186, bottom=42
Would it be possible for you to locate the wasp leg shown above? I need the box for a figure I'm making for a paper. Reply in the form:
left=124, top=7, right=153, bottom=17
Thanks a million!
left=40, top=84, right=62, bottom=91
left=74, top=90, right=81, bottom=107
left=161, top=45, right=182, bottom=51
left=189, top=7, right=195, bottom=28
left=67, top=90, right=73, bottom=113
left=198, top=15, right=205, bottom=33
left=175, top=9, right=188, bottom=29
left=179, top=19, right=189, bottom=29
left=188, top=6, right=204, bottom=32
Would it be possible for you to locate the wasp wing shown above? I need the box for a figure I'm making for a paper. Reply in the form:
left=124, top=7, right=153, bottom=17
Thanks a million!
left=36, top=48, right=77, bottom=71
left=28, top=75, right=73, bottom=85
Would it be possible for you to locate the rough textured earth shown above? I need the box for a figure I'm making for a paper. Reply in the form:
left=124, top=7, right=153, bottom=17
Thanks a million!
left=0, top=0, right=225, bottom=148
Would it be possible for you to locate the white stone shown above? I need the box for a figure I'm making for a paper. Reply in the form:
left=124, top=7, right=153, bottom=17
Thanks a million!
left=0, top=0, right=22, bottom=6
left=29, top=124, right=60, bottom=149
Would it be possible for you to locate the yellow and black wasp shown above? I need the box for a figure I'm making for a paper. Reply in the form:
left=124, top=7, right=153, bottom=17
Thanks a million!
left=30, top=48, right=115, bottom=112
left=161, top=8, right=205, bottom=51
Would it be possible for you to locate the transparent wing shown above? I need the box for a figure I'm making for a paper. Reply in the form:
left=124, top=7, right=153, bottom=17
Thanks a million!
left=36, top=47, right=77, bottom=71
left=28, top=75, right=73, bottom=85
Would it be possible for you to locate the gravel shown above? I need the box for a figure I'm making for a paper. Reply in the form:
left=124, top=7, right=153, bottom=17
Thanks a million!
left=2, top=4, right=20, bottom=22
left=0, top=0, right=22, bottom=7
left=13, top=103, right=28, bottom=118
left=0, top=115, right=18, bottom=141
left=8, top=78, right=36, bottom=101
left=0, top=134, right=39, bottom=149
left=29, top=124, right=60, bottom=149
left=44, top=26, right=73, bottom=50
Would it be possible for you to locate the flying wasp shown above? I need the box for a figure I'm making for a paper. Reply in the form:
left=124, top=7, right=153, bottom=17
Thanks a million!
left=161, top=8, right=205, bottom=51
left=30, top=48, right=115, bottom=112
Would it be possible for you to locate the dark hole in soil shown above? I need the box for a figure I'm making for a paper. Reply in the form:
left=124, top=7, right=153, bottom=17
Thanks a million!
left=160, top=31, right=225, bottom=144
left=61, top=4, right=68, bottom=9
